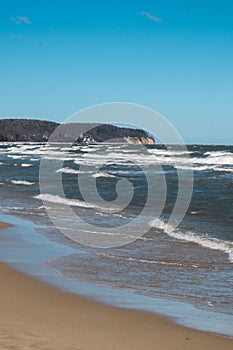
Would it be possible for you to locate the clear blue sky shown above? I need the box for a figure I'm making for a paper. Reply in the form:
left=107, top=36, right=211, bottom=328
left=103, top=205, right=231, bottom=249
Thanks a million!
left=0, top=0, right=232, bottom=144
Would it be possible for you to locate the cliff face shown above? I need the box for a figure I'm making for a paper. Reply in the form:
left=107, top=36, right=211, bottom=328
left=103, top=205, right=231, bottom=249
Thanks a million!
left=0, top=119, right=155, bottom=144
left=125, top=136, right=155, bottom=145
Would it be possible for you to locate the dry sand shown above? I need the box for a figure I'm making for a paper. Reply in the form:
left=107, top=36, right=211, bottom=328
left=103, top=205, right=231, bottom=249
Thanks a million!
left=0, top=223, right=232, bottom=350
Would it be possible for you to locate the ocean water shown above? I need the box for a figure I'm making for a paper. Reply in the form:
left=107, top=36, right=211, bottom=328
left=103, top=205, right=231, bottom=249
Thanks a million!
left=0, top=142, right=232, bottom=321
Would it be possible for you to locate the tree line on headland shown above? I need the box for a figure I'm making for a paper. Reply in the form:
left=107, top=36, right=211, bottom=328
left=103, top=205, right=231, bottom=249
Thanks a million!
left=0, top=119, right=155, bottom=144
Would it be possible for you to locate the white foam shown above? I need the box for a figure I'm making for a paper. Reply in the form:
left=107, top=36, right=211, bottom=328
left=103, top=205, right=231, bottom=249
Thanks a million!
left=21, top=163, right=33, bottom=167
left=204, top=151, right=231, bottom=157
left=149, top=218, right=233, bottom=263
left=197, top=154, right=233, bottom=166
left=214, top=167, right=233, bottom=173
left=176, top=164, right=233, bottom=173
left=11, top=180, right=35, bottom=185
left=79, top=146, right=101, bottom=152
left=175, top=165, right=212, bottom=171
left=56, top=167, right=81, bottom=174
left=1, top=144, right=233, bottom=174
left=92, top=172, right=116, bottom=178
left=56, top=167, right=93, bottom=175
left=43, top=156, right=75, bottom=161
left=0, top=205, right=27, bottom=211
left=147, top=149, right=191, bottom=156
left=149, top=149, right=233, bottom=171
left=34, top=194, right=92, bottom=208
left=7, top=155, right=29, bottom=159
left=34, top=193, right=119, bottom=212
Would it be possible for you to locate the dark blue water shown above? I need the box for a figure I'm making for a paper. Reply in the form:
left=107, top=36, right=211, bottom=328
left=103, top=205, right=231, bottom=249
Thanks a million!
left=0, top=142, right=232, bottom=318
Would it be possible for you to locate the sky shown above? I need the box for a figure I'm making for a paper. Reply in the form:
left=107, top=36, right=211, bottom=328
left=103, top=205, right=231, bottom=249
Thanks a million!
left=0, top=0, right=233, bottom=144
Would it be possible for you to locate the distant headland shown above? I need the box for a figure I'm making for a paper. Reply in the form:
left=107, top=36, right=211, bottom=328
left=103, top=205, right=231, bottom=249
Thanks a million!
left=0, top=119, right=155, bottom=144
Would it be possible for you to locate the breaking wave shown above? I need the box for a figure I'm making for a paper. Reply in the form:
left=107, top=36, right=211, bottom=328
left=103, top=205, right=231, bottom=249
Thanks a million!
left=10, top=180, right=35, bottom=186
left=149, top=218, right=233, bottom=263
left=34, top=193, right=119, bottom=212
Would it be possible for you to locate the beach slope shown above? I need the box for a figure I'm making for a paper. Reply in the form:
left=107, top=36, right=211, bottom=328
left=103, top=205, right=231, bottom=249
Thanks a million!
left=0, top=261, right=232, bottom=350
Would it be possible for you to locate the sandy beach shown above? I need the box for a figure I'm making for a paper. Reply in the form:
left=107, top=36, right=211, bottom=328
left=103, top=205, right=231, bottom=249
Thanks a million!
left=0, top=223, right=232, bottom=350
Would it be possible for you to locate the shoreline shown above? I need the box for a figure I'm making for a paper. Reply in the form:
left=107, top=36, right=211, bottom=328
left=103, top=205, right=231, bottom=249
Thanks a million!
left=0, top=221, right=12, bottom=228
left=1, top=260, right=233, bottom=350
left=0, top=220, right=233, bottom=349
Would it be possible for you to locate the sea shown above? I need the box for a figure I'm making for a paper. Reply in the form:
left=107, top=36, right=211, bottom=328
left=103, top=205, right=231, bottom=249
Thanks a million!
left=0, top=142, right=232, bottom=335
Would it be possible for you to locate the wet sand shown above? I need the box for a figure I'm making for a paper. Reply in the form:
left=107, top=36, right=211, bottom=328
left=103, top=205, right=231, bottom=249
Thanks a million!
left=0, top=222, right=233, bottom=350
left=0, top=221, right=12, bottom=229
